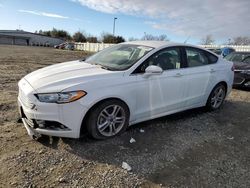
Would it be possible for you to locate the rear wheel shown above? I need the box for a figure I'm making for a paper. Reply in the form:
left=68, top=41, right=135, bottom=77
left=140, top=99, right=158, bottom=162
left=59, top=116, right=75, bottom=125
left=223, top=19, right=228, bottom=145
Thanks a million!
left=86, top=99, right=129, bottom=139
left=206, top=84, right=226, bottom=110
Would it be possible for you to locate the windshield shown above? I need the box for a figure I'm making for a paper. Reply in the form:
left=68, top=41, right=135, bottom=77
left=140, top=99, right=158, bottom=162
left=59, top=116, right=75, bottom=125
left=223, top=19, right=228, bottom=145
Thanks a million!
left=225, top=53, right=250, bottom=63
left=85, top=44, right=153, bottom=71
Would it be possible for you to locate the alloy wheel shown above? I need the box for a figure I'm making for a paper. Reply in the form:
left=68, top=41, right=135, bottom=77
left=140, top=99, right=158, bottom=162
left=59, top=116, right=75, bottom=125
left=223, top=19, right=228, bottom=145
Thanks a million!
left=210, top=86, right=226, bottom=109
left=97, top=105, right=126, bottom=137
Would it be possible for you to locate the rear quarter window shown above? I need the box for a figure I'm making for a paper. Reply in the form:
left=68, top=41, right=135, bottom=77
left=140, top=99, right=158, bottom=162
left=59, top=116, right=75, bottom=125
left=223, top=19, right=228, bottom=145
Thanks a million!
left=205, top=51, right=218, bottom=64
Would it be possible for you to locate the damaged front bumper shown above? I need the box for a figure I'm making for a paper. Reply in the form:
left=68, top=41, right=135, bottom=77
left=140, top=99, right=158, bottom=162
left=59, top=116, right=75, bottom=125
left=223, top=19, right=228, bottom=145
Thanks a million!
left=22, top=118, right=42, bottom=139
left=18, top=98, right=77, bottom=139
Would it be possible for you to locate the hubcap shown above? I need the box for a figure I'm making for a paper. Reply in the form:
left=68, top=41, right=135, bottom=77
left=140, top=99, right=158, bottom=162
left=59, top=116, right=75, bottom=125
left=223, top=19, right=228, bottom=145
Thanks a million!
left=97, top=105, right=125, bottom=137
left=211, top=86, right=225, bottom=109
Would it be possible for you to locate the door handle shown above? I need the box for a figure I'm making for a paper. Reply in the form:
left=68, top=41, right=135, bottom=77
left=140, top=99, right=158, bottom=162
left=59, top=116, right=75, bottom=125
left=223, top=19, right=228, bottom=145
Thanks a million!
left=210, top=69, right=216, bottom=73
left=174, top=73, right=183, bottom=77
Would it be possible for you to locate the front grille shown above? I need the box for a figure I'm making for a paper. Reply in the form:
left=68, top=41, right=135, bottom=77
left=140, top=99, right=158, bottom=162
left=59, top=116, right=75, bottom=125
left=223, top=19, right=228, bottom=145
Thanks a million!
left=24, top=118, right=70, bottom=130
left=19, top=88, right=33, bottom=108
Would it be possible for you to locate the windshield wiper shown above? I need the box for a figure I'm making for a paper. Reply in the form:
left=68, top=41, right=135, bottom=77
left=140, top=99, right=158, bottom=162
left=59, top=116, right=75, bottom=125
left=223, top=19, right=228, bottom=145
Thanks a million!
left=100, top=65, right=115, bottom=71
left=89, top=62, right=114, bottom=71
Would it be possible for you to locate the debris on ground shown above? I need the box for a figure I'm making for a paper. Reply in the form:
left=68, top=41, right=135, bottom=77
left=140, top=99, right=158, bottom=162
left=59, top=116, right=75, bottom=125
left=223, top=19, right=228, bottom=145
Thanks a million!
left=139, top=129, right=145, bottom=133
left=122, top=162, right=132, bottom=171
left=130, top=137, right=136, bottom=143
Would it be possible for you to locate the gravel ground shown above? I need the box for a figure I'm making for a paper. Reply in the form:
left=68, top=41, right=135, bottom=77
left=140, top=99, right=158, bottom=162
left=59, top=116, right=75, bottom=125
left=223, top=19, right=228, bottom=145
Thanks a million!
left=0, top=45, right=249, bottom=188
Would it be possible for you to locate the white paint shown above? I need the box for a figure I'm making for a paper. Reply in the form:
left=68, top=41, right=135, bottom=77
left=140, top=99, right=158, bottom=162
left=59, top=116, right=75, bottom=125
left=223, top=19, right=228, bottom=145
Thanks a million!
left=18, top=41, right=234, bottom=139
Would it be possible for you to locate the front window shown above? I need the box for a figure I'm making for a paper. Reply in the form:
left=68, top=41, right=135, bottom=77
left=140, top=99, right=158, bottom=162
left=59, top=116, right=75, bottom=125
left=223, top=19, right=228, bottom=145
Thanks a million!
left=85, top=44, right=153, bottom=71
left=134, top=47, right=182, bottom=73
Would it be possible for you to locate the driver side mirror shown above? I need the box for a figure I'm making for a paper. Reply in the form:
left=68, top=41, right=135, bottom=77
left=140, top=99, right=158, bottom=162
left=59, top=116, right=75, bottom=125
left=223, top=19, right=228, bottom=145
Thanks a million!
left=143, top=65, right=163, bottom=77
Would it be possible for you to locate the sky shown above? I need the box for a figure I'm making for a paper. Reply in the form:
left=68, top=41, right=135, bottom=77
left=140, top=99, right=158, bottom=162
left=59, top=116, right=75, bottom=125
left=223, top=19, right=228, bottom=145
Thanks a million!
left=0, top=0, right=250, bottom=44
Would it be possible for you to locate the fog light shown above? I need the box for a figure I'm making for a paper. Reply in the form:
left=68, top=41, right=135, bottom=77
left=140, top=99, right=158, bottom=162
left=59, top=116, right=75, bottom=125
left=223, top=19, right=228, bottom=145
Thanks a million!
left=35, top=120, right=45, bottom=128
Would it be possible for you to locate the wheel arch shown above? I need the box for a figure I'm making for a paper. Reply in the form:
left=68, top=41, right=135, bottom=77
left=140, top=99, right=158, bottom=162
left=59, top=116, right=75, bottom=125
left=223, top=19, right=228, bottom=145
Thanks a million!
left=215, top=81, right=228, bottom=94
left=80, top=97, right=131, bottom=137
left=206, top=81, right=228, bottom=105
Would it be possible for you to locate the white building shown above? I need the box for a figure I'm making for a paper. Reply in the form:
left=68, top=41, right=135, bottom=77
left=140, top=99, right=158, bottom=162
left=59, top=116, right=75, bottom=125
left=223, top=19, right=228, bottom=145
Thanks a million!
left=0, top=30, right=64, bottom=47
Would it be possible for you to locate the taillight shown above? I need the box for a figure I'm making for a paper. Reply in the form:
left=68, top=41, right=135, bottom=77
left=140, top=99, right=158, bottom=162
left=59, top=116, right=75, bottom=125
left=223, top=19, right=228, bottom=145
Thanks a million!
left=231, top=65, right=235, bottom=71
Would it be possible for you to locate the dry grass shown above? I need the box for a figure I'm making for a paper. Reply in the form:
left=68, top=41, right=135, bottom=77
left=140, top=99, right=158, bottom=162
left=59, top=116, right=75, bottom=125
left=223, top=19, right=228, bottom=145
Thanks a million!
left=0, top=45, right=250, bottom=187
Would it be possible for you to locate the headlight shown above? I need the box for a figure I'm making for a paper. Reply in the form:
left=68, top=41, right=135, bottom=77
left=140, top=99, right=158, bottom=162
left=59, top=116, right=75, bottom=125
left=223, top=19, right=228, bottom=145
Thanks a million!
left=240, top=70, right=250, bottom=74
left=35, top=91, right=86, bottom=103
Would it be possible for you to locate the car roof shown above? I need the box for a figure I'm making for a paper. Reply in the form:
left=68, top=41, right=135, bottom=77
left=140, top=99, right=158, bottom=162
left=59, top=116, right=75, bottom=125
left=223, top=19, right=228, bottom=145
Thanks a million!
left=122, top=41, right=218, bottom=56
left=123, top=40, right=201, bottom=49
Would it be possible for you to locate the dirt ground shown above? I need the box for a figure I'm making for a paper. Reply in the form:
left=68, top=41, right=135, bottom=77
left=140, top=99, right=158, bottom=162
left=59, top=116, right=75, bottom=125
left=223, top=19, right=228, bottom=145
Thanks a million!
left=0, top=45, right=249, bottom=188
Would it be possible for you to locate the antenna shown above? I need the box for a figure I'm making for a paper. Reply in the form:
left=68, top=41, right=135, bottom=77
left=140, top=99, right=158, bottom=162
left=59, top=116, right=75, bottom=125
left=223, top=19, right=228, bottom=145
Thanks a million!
left=184, top=36, right=190, bottom=44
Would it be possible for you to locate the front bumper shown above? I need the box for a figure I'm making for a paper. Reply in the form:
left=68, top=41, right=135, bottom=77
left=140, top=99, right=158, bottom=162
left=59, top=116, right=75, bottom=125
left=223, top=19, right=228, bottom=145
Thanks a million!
left=18, top=96, right=87, bottom=139
left=233, top=72, right=250, bottom=88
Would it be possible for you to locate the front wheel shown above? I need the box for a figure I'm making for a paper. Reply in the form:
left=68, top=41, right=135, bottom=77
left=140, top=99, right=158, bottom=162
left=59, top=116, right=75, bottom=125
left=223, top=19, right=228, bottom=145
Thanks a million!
left=206, top=84, right=226, bottom=111
left=86, top=99, right=129, bottom=139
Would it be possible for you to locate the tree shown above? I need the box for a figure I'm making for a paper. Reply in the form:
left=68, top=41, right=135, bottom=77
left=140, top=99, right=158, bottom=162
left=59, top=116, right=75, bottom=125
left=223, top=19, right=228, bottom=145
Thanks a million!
left=200, top=35, right=215, bottom=45
left=115, top=36, right=125, bottom=43
left=73, top=31, right=86, bottom=42
left=102, top=33, right=115, bottom=43
left=142, top=33, right=169, bottom=41
left=158, top=34, right=169, bottom=41
left=86, top=36, right=98, bottom=43
left=42, top=31, right=51, bottom=37
left=101, top=33, right=125, bottom=44
left=38, top=28, right=71, bottom=40
left=128, top=37, right=139, bottom=41
left=50, top=28, right=71, bottom=40
left=232, top=36, right=250, bottom=45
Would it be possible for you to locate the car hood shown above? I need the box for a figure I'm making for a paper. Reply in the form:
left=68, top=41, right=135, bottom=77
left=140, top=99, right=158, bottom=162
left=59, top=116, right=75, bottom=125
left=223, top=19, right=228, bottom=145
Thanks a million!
left=23, top=60, right=115, bottom=93
left=234, top=62, right=250, bottom=70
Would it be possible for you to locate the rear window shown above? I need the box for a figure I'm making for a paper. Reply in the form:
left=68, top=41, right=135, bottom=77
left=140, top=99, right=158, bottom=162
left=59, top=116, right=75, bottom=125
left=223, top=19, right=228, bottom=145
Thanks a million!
left=186, top=48, right=209, bottom=67
left=185, top=47, right=218, bottom=67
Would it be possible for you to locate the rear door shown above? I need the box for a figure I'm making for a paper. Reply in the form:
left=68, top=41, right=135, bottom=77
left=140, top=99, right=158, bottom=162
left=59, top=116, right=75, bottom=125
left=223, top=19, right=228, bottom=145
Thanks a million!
left=183, top=47, right=211, bottom=107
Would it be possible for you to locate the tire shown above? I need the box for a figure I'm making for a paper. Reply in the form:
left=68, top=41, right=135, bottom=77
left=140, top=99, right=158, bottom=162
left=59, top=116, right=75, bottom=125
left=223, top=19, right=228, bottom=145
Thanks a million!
left=206, top=84, right=226, bottom=111
left=86, top=99, right=129, bottom=140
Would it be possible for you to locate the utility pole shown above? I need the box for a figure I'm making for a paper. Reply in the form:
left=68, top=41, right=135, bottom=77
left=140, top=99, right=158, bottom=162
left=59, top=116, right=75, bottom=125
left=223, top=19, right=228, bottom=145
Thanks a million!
left=144, top=32, right=147, bottom=40
left=113, top=17, right=117, bottom=36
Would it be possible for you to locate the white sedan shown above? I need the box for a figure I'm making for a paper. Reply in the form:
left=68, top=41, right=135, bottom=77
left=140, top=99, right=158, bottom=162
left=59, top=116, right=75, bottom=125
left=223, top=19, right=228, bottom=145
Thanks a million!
left=18, top=41, right=234, bottom=139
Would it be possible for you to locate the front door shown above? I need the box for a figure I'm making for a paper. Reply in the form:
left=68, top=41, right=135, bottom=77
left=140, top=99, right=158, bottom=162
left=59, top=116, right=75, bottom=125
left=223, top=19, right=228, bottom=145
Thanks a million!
left=133, top=47, right=188, bottom=120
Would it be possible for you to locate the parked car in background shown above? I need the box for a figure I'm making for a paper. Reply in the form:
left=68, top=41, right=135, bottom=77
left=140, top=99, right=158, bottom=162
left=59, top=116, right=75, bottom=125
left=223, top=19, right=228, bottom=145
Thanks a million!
left=207, top=47, right=235, bottom=57
left=58, top=43, right=67, bottom=49
left=54, top=42, right=75, bottom=50
left=18, top=41, right=234, bottom=140
left=221, top=47, right=235, bottom=57
left=207, top=48, right=222, bottom=55
left=225, top=52, right=250, bottom=88
left=65, top=43, right=75, bottom=50
left=54, top=44, right=59, bottom=49
left=54, top=42, right=67, bottom=49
